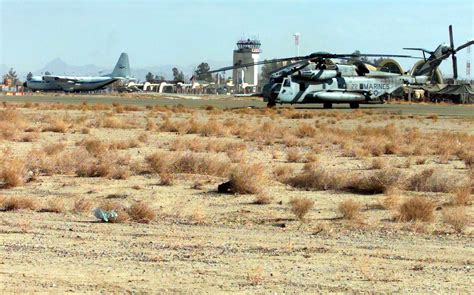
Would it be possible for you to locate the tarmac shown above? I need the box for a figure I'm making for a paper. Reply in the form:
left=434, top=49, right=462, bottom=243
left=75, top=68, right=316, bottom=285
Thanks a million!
left=1, top=93, right=473, bottom=118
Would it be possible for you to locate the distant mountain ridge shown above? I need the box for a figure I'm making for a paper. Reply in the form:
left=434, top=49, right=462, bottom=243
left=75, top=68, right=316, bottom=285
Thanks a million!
left=2, top=58, right=231, bottom=81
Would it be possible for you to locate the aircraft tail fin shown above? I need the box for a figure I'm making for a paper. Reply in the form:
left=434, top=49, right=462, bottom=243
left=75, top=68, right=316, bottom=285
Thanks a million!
left=110, top=53, right=131, bottom=78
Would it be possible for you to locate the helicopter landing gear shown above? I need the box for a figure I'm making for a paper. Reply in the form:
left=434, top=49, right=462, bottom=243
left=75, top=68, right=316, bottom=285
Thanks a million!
left=323, top=102, right=332, bottom=109
left=349, top=102, right=360, bottom=109
left=267, top=99, right=276, bottom=108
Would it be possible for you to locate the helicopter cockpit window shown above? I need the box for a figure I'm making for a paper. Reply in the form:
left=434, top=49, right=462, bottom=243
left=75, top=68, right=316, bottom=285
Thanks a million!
left=283, top=79, right=290, bottom=87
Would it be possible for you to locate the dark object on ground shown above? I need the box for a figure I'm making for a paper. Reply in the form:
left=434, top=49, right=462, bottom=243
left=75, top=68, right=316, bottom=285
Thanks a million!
left=218, top=181, right=232, bottom=193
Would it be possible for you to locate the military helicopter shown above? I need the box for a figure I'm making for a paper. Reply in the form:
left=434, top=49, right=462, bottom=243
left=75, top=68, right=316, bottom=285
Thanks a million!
left=205, top=26, right=472, bottom=108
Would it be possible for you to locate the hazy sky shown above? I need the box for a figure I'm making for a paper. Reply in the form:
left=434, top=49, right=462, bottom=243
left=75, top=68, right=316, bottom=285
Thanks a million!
left=1, top=0, right=473, bottom=77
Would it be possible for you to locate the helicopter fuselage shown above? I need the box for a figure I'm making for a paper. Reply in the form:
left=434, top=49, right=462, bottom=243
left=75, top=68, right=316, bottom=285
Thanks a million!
left=263, top=65, right=427, bottom=108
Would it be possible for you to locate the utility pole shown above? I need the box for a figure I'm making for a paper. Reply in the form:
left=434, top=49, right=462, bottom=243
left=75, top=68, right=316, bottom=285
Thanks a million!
left=293, top=33, right=301, bottom=56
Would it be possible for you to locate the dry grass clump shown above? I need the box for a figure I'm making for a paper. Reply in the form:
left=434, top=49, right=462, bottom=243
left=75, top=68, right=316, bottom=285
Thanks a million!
left=407, top=168, right=466, bottom=193
left=44, top=197, right=67, bottom=213
left=75, top=154, right=130, bottom=179
left=397, top=197, right=435, bottom=222
left=450, top=186, right=472, bottom=206
left=0, top=155, right=26, bottom=189
left=380, top=194, right=402, bottom=210
left=370, top=158, right=387, bottom=169
left=146, top=151, right=230, bottom=177
left=457, top=151, right=473, bottom=170
left=226, top=163, right=267, bottom=194
left=252, top=192, right=272, bottom=205
left=109, top=139, right=140, bottom=150
left=283, top=163, right=346, bottom=191
left=289, top=197, right=314, bottom=222
left=286, top=148, right=305, bottom=163
left=42, top=118, right=69, bottom=133
left=81, top=138, right=108, bottom=156
left=442, top=207, right=469, bottom=233
left=128, top=202, right=156, bottom=223
left=146, top=119, right=158, bottom=131
left=1, top=196, right=38, bottom=211
left=43, top=142, right=66, bottom=155
left=273, top=165, right=294, bottom=180
left=73, top=197, right=94, bottom=213
left=338, top=199, right=362, bottom=220
left=27, top=148, right=86, bottom=176
left=346, top=169, right=403, bottom=194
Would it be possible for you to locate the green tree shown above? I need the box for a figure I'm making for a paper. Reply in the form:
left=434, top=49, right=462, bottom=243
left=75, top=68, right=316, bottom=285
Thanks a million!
left=195, top=62, right=213, bottom=82
left=3, top=68, right=20, bottom=85
left=44, top=71, right=51, bottom=75
left=172, top=67, right=179, bottom=81
left=176, top=71, right=185, bottom=82
left=145, top=72, right=154, bottom=82
left=26, top=72, right=33, bottom=81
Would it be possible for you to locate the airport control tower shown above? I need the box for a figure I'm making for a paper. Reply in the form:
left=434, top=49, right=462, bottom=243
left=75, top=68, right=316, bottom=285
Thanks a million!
left=233, top=38, right=261, bottom=92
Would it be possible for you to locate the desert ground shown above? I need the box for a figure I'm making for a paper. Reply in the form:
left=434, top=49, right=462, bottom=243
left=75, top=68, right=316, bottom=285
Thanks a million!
left=0, top=94, right=473, bottom=293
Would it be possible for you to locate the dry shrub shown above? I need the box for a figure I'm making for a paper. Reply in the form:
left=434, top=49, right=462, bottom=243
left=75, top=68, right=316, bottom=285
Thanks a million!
left=283, top=164, right=346, bottom=191
left=338, top=199, right=362, bottom=220
left=128, top=202, right=156, bottom=223
left=27, top=148, right=86, bottom=176
left=101, top=116, right=127, bottom=129
left=0, top=157, right=26, bottom=188
left=109, top=139, right=140, bottom=150
left=370, top=158, right=387, bottom=169
left=146, top=151, right=230, bottom=177
left=76, top=158, right=112, bottom=178
left=456, top=151, right=473, bottom=170
left=108, top=165, right=130, bottom=180
left=407, top=168, right=466, bottom=193
left=347, top=169, right=403, bottom=194
left=20, top=132, right=39, bottom=142
left=159, top=172, right=174, bottom=185
left=188, top=208, right=207, bottom=225
left=82, top=138, right=108, bottom=156
left=380, top=195, right=401, bottom=210
left=0, top=122, right=18, bottom=140
left=73, top=197, right=94, bottom=213
left=286, top=148, right=304, bottom=163
left=289, top=197, right=314, bottom=222
left=137, top=133, right=148, bottom=143
left=442, top=207, right=469, bottom=233
left=253, top=192, right=272, bottom=205
left=228, top=163, right=267, bottom=194
left=146, top=119, right=158, bottom=131
left=247, top=265, right=265, bottom=286
left=45, top=197, right=67, bottom=213
left=451, top=186, right=472, bottom=206
left=397, top=197, right=435, bottom=222
left=295, top=123, right=316, bottom=137
left=43, top=118, right=68, bottom=133
left=273, top=165, right=294, bottom=180
left=305, top=153, right=319, bottom=163
left=43, top=142, right=66, bottom=155
left=1, top=196, right=38, bottom=211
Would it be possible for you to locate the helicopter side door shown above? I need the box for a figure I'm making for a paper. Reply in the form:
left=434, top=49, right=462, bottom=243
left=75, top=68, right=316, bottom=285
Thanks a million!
left=278, top=77, right=300, bottom=103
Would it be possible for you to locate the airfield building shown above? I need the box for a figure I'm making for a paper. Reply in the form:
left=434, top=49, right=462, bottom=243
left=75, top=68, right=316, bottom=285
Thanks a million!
left=233, top=38, right=261, bottom=92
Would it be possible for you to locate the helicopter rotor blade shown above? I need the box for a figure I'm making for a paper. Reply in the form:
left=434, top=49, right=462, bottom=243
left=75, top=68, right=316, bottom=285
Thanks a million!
left=202, top=52, right=420, bottom=74
left=449, top=25, right=458, bottom=80
left=455, top=40, right=474, bottom=52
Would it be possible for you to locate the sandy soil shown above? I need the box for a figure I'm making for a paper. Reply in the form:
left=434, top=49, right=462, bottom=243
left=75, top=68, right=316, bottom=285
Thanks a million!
left=0, top=98, right=472, bottom=293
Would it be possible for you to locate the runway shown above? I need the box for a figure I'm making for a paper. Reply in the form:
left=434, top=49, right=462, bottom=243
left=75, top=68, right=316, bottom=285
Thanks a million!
left=1, top=94, right=473, bottom=117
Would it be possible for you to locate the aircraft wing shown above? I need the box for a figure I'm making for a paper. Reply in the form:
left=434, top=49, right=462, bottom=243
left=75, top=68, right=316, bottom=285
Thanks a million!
left=43, top=75, right=80, bottom=83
